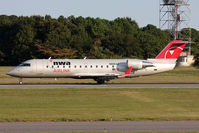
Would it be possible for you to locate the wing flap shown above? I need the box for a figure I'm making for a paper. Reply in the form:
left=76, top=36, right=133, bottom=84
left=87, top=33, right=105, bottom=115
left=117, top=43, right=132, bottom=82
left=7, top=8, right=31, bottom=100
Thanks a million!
left=73, top=73, right=120, bottom=78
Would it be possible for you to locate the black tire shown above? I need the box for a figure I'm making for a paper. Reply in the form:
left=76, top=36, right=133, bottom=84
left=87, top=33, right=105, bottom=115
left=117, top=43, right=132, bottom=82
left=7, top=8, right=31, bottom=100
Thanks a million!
left=97, top=80, right=105, bottom=84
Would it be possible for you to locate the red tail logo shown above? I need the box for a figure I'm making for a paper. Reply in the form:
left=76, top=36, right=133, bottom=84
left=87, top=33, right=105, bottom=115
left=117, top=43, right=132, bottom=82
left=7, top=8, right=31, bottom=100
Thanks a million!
left=155, top=40, right=188, bottom=59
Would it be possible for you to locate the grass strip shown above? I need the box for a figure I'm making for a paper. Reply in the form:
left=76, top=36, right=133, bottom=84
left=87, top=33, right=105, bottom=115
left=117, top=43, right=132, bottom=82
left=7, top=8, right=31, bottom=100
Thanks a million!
left=0, top=88, right=199, bottom=122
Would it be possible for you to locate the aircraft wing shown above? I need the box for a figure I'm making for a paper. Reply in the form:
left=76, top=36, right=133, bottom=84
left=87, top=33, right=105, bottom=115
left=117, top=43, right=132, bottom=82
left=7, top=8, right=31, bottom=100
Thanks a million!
left=73, top=73, right=120, bottom=78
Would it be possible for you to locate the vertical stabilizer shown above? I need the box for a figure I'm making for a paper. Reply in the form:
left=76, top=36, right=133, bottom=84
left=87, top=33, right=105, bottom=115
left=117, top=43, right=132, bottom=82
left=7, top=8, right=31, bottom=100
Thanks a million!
left=155, top=40, right=188, bottom=59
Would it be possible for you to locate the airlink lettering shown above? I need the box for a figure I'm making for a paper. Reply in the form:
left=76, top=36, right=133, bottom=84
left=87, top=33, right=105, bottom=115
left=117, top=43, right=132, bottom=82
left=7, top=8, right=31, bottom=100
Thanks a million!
left=53, top=61, right=71, bottom=66
left=53, top=69, right=70, bottom=73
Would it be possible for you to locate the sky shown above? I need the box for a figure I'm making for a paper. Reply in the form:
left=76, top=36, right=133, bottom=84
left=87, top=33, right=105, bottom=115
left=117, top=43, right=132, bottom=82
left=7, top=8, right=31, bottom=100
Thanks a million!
left=0, top=0, right=198, bottom=30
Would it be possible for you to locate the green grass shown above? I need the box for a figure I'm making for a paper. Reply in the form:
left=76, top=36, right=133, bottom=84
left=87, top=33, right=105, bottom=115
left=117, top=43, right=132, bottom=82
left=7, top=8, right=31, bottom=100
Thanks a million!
left=1, top=66, right=199, bottom=84
left=0, top=88, right=199, bottom=122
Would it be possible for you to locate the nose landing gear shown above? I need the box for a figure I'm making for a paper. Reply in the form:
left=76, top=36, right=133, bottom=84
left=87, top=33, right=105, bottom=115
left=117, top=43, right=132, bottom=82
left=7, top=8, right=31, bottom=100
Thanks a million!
left=19, top=78, right=23, bottom=85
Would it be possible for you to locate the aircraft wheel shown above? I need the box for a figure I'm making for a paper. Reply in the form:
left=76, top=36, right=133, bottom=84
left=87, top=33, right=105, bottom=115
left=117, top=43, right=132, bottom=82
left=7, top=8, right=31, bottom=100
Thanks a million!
left=19, top=78, right=23, bottom=85
left=97, top=79, right=105, bottom=84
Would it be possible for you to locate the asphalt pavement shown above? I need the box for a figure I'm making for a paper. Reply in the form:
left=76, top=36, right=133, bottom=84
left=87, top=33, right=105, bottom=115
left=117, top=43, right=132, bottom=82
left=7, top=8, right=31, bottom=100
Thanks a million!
left=1, top=121, right=199, bottom=132
left=0, top=83, right=199, bottom=89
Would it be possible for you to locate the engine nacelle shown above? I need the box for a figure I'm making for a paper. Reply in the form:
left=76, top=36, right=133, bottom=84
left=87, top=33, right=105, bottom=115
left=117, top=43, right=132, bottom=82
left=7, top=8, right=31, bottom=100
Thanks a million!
left=127, top=60, right=154, bottom=70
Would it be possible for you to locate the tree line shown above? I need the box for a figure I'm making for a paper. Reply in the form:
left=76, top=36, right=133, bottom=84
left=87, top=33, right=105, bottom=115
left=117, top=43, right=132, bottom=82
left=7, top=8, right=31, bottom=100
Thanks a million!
left=0, top=15, right=199, bottom=66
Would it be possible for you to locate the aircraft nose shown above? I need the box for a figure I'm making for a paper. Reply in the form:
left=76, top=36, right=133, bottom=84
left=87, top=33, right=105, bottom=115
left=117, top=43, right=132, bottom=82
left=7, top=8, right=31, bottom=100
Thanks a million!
left=6, top=70, right=15, bottom=76
left=6, top=68, right=20, bottom=77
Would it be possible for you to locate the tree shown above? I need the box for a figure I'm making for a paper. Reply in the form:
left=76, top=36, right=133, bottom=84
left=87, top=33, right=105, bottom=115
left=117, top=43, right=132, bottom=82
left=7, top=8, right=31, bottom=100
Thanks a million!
left=0, top=15, right=199, bottom=66
left=34, top=44, right=77, bottom=59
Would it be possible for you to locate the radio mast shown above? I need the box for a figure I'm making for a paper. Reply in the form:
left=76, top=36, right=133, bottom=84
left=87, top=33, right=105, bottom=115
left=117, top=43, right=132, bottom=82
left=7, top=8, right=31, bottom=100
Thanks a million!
left=159, top=0, right=191, bottom=41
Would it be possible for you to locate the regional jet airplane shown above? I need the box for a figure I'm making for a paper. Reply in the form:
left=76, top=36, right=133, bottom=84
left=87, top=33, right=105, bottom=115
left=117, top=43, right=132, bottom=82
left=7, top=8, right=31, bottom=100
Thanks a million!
left=7, top=40, right=188, bottom=84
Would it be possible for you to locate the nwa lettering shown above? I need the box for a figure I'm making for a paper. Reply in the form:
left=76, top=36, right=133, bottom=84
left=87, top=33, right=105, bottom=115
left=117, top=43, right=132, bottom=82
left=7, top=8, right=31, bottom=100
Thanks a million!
left=53, top=61, right=71, bottom=66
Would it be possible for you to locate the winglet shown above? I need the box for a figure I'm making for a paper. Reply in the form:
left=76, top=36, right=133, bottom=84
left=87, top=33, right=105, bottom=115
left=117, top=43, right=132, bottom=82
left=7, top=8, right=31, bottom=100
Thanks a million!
left=125, top=66, right=133, bottom=75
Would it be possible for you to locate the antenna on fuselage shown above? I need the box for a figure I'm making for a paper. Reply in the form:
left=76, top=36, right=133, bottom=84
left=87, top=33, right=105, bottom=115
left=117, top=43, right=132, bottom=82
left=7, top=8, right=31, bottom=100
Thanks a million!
left=84, top=57, right=87, bottom=60
left=48, top=57, right=53, bottom=62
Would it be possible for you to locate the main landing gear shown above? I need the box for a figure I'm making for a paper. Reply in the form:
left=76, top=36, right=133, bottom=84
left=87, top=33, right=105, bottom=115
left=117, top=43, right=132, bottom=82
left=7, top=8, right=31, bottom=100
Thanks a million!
left=94, top=76, right=117, bottom=84
left=96, top=79, right=105, bottom=84
left=94, top=77, right=111, bottom=84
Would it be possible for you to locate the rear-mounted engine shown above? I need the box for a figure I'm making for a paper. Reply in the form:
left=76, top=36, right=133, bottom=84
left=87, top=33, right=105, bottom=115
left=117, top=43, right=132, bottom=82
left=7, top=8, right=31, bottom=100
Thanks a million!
left=127, top=60, right=154, bottom=70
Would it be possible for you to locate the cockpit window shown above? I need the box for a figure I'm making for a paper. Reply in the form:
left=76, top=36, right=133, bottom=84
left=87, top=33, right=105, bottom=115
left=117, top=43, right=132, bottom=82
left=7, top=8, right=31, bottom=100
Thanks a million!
left=19, top=63, right=31, bottom=67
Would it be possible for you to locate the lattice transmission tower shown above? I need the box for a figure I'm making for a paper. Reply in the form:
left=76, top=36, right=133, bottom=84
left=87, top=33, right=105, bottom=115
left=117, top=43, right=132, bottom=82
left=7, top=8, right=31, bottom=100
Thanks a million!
left=159, top=0, right=191, bottom=41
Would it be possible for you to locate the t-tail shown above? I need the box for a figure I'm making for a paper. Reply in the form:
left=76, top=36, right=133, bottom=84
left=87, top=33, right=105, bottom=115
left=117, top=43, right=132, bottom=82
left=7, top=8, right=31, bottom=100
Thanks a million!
left=155, top=40, right=188, bottom=59
left=145, top=40, right=189, bottom=75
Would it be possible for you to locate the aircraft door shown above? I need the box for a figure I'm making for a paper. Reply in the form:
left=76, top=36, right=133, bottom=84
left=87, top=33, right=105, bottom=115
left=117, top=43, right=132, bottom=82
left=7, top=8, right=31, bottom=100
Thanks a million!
left=30, top=60, right=36, bottom=73
left=36, top=60, right=44, bottom=75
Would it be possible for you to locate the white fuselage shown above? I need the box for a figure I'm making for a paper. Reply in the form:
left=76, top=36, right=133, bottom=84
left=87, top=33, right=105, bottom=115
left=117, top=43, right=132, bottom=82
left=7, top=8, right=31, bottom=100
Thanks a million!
left=7, top=59, right=176, bottom=79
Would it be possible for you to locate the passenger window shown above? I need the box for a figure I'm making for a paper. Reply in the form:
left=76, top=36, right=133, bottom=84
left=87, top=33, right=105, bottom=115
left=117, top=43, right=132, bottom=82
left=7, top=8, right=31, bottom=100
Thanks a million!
left=90, top=65, right=93, bottom=68
left=52, top=66, right=54, bottom=68
left=74, top=65, right=77, bottom=68
left=69, top=66, right=71, bottom=68
left=63, top=66, right=65, bottom=68
left=46, top=65, right=48, bottom=68
left=57, top=66, right=59, bottom=68
left=101, top=65, right=103, bottom=68
left=85, top=65, right=87, bottom=68
left=96, top=65, right=98, bottom=68
left=106, top=65, right=109, bottom=68
left=80, top=65, right=82, bottom=68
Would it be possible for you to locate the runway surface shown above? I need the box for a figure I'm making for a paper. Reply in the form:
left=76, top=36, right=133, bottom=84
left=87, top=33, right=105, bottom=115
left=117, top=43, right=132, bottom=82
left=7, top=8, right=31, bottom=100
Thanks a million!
left=1, top=121, right=199, bottom=132
left=0, top=83, right=199, bottom=89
